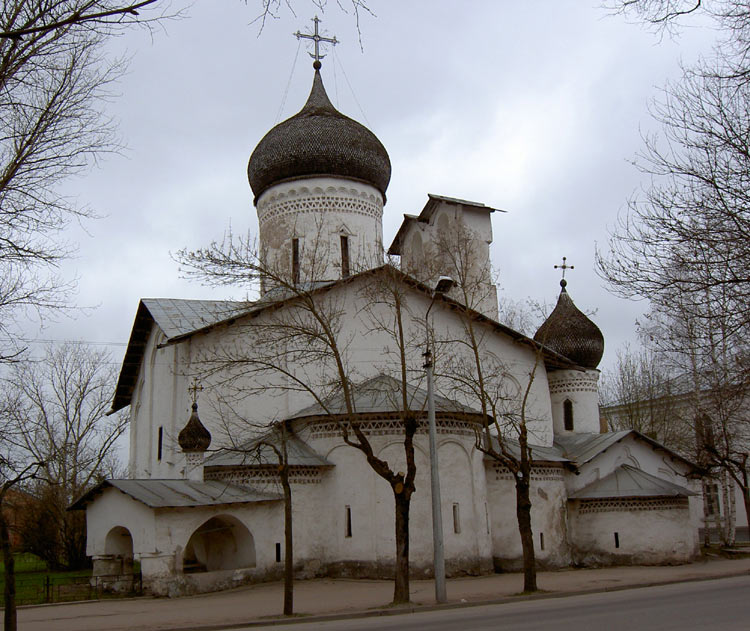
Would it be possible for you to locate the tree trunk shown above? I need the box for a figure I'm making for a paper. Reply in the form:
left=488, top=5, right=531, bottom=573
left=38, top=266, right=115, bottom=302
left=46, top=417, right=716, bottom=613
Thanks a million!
left=393, top=491, right=411, bottom=604
left=279, top=424, right=294, bottom=618
left=700, top=480, right=711, bottom=546
left=282, top=472, right=293, bottom=615
left=740, top=464, right=750, bottom=535
left=515, top=476, right=537, bottom=593
left=1, top=510, right=17, bottom=631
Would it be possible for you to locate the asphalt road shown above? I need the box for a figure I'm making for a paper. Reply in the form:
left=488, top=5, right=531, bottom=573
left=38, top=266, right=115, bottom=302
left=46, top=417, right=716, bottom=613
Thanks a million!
left=241, top=574, right=750, bottom=631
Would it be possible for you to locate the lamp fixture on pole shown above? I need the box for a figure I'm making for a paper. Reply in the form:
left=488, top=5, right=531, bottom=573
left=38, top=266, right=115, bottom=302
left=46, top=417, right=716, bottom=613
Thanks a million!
left=423, top=275, right=454, bottom=604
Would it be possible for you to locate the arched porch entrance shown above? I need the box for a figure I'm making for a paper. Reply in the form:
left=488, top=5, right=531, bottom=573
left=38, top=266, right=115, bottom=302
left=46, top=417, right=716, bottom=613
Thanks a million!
left=183, top=515, right=256, bottom=573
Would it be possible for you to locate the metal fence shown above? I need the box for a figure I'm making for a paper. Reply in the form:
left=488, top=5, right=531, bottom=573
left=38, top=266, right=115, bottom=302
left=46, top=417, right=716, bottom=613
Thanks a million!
left=12, top=572, right=142, bottom=606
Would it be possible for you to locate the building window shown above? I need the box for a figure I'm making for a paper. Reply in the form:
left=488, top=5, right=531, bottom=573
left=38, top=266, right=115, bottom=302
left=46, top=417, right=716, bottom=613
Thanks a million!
left=340, top=235, right=350, bottom=278
left=275, top=542, right=282, bottom=562
left=563, top=399, right=574, bottom=431
left=485, top=502, right=490, bottom=534
left=292, top=238, right=300, bottom=285
left=539, top=532, right=545, bottom=551
left=345, top=506, right=352, bottom=537
left=705, top=483, right=720, bottom=515
left=157, top=426, right=163, bottom=461
left=452, top=503, right=461, bottom=534
left=614, top=532, right=620, bottom=549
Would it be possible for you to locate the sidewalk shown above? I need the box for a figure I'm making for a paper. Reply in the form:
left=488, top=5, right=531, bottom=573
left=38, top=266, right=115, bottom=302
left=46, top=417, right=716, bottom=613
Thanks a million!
left=15, top=556, right=750, bottom=631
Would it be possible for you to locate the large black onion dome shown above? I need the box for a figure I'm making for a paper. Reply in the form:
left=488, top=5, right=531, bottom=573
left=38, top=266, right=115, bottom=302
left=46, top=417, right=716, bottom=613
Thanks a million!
left=534, top=281, right=604, bottom=369
left=178, top=403, right=212, bottom=452
left=247, top=69, right=391, bottom=202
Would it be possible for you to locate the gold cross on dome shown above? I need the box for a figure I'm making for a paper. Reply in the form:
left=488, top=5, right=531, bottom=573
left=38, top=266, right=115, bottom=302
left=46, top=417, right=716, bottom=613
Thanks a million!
left=294, top=16, right=339, bottom=66
left=554, top=256, right=574, bottom=280
left=188, top=379, right=203, bottom=405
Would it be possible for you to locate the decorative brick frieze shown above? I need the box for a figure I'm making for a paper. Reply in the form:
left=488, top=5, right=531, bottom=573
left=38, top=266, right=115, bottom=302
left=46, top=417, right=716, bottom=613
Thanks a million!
left=577, top=497, right=689, bottom=514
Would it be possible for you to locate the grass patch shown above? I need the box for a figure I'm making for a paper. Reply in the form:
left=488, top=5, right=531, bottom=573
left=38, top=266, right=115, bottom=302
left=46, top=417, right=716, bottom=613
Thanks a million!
left=1, top=552, right=47, bottom=573
left=0, top=553, right=93, bottom=605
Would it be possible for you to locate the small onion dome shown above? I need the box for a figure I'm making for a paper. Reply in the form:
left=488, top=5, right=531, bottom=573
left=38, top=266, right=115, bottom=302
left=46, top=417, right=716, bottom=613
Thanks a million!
left=533, top=280, right=604, bottom=369
left=178, top=402, right=211, bottom=452
left=247, top=69, right=391, bottom=203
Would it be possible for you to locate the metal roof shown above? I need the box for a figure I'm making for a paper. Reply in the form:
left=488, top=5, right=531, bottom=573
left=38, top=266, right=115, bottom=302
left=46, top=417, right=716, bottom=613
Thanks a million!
left=111, top=299, right=255, bottom=413
left=484, top=436, right=569, bottom=464
left=205, top=433, right=332, bottom=468
left=69, top=479, right=281, bottom=510
left=569, top=464, right=696, bottom=499
left=554, top=431, right=632, bottom=465
left=287, top=374, right=481, bottom=419
left=143, top=298, right=254, bottom=339
left=554, top=430, right=696, bottom=469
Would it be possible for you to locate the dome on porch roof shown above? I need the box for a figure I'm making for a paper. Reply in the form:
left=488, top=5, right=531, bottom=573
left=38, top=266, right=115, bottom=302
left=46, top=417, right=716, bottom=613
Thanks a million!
left=178, top=403, right=211, bottom=452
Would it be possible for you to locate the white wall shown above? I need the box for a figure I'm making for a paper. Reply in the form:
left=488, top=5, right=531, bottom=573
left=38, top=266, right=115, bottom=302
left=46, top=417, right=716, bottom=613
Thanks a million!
left=256, top=177, right=384, bottom=289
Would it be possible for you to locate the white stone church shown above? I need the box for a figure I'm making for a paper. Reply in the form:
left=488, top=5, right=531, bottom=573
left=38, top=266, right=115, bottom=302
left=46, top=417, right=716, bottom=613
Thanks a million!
left=72, top=62, right=703, bottom=597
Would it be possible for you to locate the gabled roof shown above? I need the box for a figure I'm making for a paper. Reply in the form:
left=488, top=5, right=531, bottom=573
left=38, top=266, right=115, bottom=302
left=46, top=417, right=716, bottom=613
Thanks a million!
left=111, top=299, right=254, bottom=412
left=569, top=464, right=696, bottom=499
left=69, top=479, right=281, bottom=511
left=484, top=435, right=569, bottom=464
left=388, top=193, right=505, bottom=256
left=111, top=264, right=578, bottom=413
left=287, top=373, right=481, bottom=420
left=554, top=430, right=696, bottom=469
left=205, top=433, right=332, bottom=468
left=143, top=298, right=254, bottom=339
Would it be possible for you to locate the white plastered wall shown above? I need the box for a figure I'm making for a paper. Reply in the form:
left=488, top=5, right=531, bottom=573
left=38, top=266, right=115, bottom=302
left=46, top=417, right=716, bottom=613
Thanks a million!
left=136, top=273, right=556, bottom=469
left=564, top=433, right=701, bottom=558
left=85, top=486, right=285, bottom=596
left=398, top=200, right=499, bottom=321
left=548, top=368, right=601, bottom=435
left=485, top=463, right=571, bottom=569
left=255, top=177, right=384, bottom=289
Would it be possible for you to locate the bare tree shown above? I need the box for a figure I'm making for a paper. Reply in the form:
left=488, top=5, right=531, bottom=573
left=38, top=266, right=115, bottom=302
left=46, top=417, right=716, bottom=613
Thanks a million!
left=1, top=461, right=44, bottom=631
left=605, top=1, right=750, bottom=82
left=0, top=2, right=179, bottom=360
left=424, top=219, right=543, bottom=593
left=600, top=2, right=750, bottom=541
left=0, top=1, right=168, bottom=39
left=600, top=344, right=694, bottom=449
left=625, top=291, right=750, bottom=543
left=179, top=235, right=429, bottom=605
left=1, top=343, right=128, bottom=569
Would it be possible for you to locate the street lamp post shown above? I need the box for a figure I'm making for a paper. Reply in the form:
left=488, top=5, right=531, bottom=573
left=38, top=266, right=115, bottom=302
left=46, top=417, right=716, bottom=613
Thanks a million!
left=424, top=275, right=453, bottom=604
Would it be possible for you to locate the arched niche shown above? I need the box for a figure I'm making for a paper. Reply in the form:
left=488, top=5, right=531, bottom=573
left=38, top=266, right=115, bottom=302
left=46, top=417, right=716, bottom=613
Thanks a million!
left=105, top=526, right=134, bottom=558
left=103, top=526, right=134, bottom=575
left=183, top=515, right=256, bottom=573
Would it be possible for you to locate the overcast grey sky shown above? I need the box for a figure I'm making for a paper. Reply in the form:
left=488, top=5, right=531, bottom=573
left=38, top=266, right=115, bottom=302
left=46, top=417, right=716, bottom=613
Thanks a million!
left=23, top=1, right=716, bottom=375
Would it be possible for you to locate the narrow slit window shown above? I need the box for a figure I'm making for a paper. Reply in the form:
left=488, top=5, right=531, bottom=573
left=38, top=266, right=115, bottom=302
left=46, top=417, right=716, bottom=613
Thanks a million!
left=563, top=399, right=574, bottom=431
left=452, top=503, right=461, bottom=534
left=345, top=505, right=352, bottom=538
left=157, top=426, right=163, bottom=461
left=614, top=532, right=620, bottom=549
left=292, top=238, right=300, bottom=285
left=275, top=542, right=282, bottom=562
left=485, top=502, right=490, bottom=534
left=340, top=235, right=350, bottom=278
left=539, top=532, right=545, bottom=551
